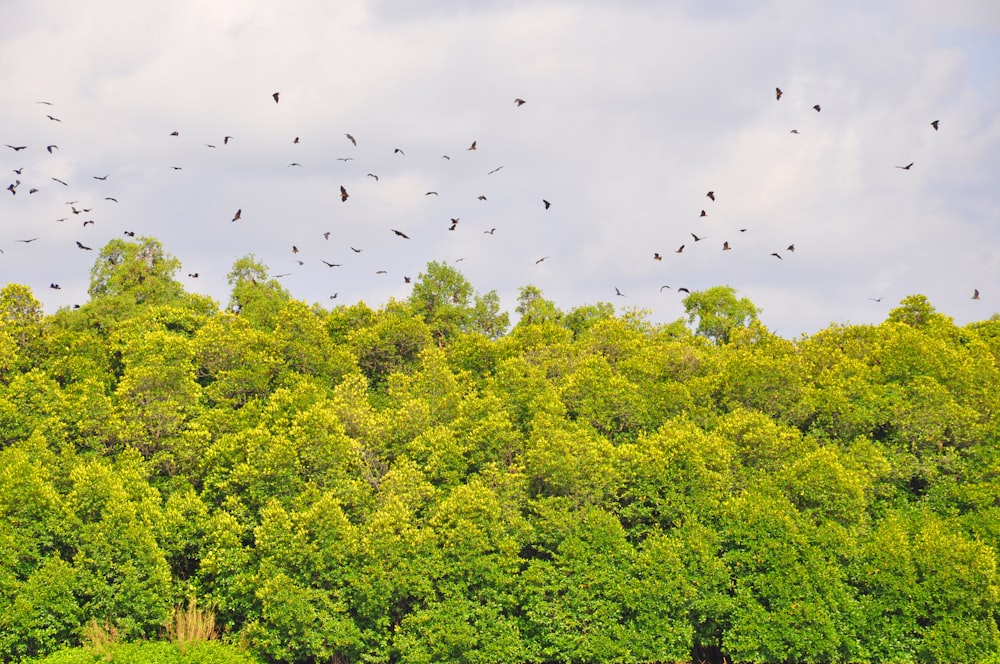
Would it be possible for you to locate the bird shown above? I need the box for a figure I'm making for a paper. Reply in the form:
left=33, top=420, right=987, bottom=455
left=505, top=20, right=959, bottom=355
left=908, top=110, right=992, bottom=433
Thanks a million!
left=232, top=209, right=242, bottom=222
left=321, top=260, right=341, bottom=267
left=329, top=293, right=339, bottom=300
left=336, top=157, right=354, bottom=162
left=36, top=101, right=53, bottom=105
left=972, top=289, right=980, bottom=300
left=484, top=228, right=496, bottom=235
left=47, top=115, right=61, bottom=122
left=478, top=195, right=487, bottom=201
left=50, top=283, right=61, bottom=289
left=205, top=143, right=216, bottom=148
left=896, top=163, right=913, bottom=170
left=28, top=188, right=37, bottom=194
left=12, top=168, right=23, bottom=174
left=6, top=145, right=27, bottom=151
left=224, top=136, right=233, bottom=144
left=706, top=191, right=715, bottom=201
left=660, top=285, right=671, bottom=292
left=535, top=256, right=549, bottom=264
left=322, top=232, right=331, bottom=240
left=676, top=245, right=685, bottom=253
left=123, top=231, right=135, bottom=237
left=775, top=87, right=783, bottom=101
left=691, top=233, right=706, bottom=242
left=868, top=297, right=885, bottom=302
left=615, top=287, right=626, bottom=297
left=654, top=253, right=662, bottom=261
left=700, top=210, right=707, bottom=217
left=93, top=174, right=109, bottom=180
left=931, top=120, right=939, bottom=131
left=515, top=98, right=526, bottom=106
left=771, top=252, right=783, bottom=259
left=350, top=247, right=362, bottom=253
left=790, top=129, right=800, bottom=134
left=170, top=166, right=183, bottom=170
left=786, top=244, right=795, bottom=252
left=188, top=273, right=199, bottom=278
left=51, top=177, right=68, bottom=186
left=375, top=270, right=388, bottom=274
left=391, top=229, right=410, bottom=239
left=404, top=276, right=411, bottom=284
left=812, top=104, right=821, bottom=112
left=292, top=246, right=299, bottom=254
left=46, top=145, right=58, bottom=153
left=723, top=241, right=731, bottom=251
left=345, top=133, right=356, bottom=146
left=367, top=173, right=379, bottom=181
left=105, top=197, right=118, bottom=203
left=293, top=137, right=300, bottom=144
left=170, top=131, right=179, bottom=136
left=288, top=163, right=302, bottom=167
left=425, top=191, right=439, bottom=196
left=468, top=141, right=477, bottom=150
left=340, top=186, right=349, bottom=202
left=487, top=166, right=504, bottom=175
left=76, top=241, right=92, bottom=250
left=272, top=92, right=280, bottom=103
left=677, top=287, right=690, bottom=294
left=543, top=199, right=551, bottom=209
left=448, top=220, right=459, bottom=231
left=16, top=238, right=39, bottom=243
left=82, top=220, right=94, bottom=227
left=394, top=148, right=405, bottom=155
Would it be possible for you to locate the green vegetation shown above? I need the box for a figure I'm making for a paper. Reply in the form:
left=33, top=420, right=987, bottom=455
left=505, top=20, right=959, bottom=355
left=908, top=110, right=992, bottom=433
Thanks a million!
left=3, top=237, right=1000, bottom=663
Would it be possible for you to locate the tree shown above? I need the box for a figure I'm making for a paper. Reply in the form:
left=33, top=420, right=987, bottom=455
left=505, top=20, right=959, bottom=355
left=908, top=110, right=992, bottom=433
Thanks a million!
left=88, top=237, right=184, bottom=304
left=407, top=262, right=508, bottom=343
left=515, top=285, right=561, bottom=327
left=226, top=255, right=291, bottom=329
left=683, top=285, right=759, bottom=344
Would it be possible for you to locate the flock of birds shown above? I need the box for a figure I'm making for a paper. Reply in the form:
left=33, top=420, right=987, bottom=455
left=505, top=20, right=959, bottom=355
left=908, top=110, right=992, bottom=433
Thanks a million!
left=2, top=86, right=983, bottom=317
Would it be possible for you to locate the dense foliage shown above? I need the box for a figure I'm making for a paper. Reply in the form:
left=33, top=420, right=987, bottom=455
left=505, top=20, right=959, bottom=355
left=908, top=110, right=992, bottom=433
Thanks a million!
left=2, top=238, right=999, bottom=663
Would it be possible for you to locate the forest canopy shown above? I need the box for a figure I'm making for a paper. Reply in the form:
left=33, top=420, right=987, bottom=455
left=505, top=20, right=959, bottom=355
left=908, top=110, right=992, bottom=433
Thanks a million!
left=2, top=238, right=999, bottom=664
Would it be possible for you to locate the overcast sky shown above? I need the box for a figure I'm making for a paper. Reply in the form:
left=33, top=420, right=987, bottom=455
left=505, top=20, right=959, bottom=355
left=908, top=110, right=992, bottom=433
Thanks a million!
left=2, top=0, right=998, bottom=337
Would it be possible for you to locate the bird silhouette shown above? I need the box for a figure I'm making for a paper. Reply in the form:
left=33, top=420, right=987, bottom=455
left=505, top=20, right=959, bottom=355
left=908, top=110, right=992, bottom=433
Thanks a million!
left=654, top=253, right=662, bottom=261
left=350, top=247, right=362, bottom=253
left=543, top=199, right=551, bottom=209
left=723, top=241, right=731, bottom=251
left=488, top=166, right=504, bottom=175
left=329, top=293, right=339, bottom=300
left=345, top=133, right=356, bottom=146
left=404, top=276, right=412, bottom=283
left=292, top=246, right=299, bottom=254
left=323, top=232, right=331, bottom=240
left=868, top=297, right=885, bottom=302
left=367, top=173, right=379, bottom=181
left=231, top=209, right=242, bottom=222
left=322, top=260, right=341, bottom=267
left=106, top=197, right=119, bottom=203
left=972, top=289, right=980, bottom=300
left=615, top=287, right=626, bottom=297
left=76, top=241, right=92, bottom=250
left=394, top=148, right=405, bottom=155
left=293, top=137, right=300, bottom=144
left=46, top=145, right=58, bottom=153
left=676, top=244, right=685, bottom=253
left=813, top=104, right=821, bottom=112
left=425, top=191, right=439, bottom=196
left=123, top=231, right=135, bottom=237
left=468, top=141, right=477, bottom=150
left=340, top=186, right=349, bottom=202
left=660, top=285, right=671, bottom=292
left=82, top=220, right=94, bottom=227
left=790, top=129, right=800, bottom=134
left=515, top=98, right=526, bottom=106
left=272, top=92, right=280, bottom=103
left=188, top=273, right=199, bottom=278
left=896, top=163, right=913, bottom=170
left=771, top=252, right=782, bottom=259
left=391, top=229, right=410, bottom=239
left=478, top=195, right=487, bottom=201
left=484, top=228, right=496, bottom=235
left=706, top=191, right=715, bottom=201
left=224, top=136, right=233, bottom=144
left=786, top=244, right=795, bottom=252
left=775, top=87, right=783, bottom=101
left=93, top=174, right=109, bottom=180
left=50, top=283, right=61, bottom=289
left=47, top=115, right=61, bottom=122
left=691, top=233, right=706, bottom=242
left=170, top=131, right=179, bottom=136
left=6, top=145, right=27, bottom=151
left=16, top=238, right=39, bottom=243
left=700, top=210, right=707, bottom=217
left=535, top=256, right=549, bottom=264
left=288, top=163, right=302, bottom=167
left=51, top=177, right=68, bottom=186
left=931, top=120, right=939, bottom=131
left=678, top=287, right=690, bottom=294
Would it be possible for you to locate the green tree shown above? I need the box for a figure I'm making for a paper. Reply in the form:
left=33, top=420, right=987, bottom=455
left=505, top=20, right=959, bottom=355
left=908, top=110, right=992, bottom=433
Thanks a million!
left=683, top=285, right=759, bottom=344
left=226, top=255, right=291, bottom=329
left=88, top=237, right=184, bottom=304
left=407, top=261, right=508, bottom=343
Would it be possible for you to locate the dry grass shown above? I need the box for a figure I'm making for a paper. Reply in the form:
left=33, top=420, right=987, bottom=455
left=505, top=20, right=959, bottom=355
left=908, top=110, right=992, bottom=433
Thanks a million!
left=166, top=597, right=218, bottom=653
left=81, top=619, right=120, bottom=661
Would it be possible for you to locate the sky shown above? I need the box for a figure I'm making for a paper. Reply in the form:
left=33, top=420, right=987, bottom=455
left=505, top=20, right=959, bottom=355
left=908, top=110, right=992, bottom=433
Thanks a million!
left=2, top=0, right=999, bottom=338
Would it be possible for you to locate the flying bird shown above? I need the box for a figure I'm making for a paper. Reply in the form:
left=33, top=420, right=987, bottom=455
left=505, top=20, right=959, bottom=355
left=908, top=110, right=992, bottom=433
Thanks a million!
left=170, top=131, right=179, bottom=136
left=812, top=104, right=821, bottom=112
left=345, top=133, right=356, bottom=146
left=691, top=233, right=705, bottom=242
left=340, top=186, right=349, bottom=202
left=868, top=297, right=885, bottom=302
left=293, top=137, right=300, bottom=144
left=105, top=197, right=118, bottom=203
left=330, top=293, right=339, bottom=300
left=188, top=273, right=199, bottom=278
left=367, top=173, right=379, bottom=181
left=321, top=260, right=341, bottom=267
left=123, top=231, right=135, bottom=237
left=82, top=220, right=94, bottom=227
left=484, top=228, right=496, bottom=234
left=394, top=148, right=405, bottom=155
left=660, top=285, right=671, bottom=292
left=677, top=287, right=690, bottom=294
left=350, top=247, right=362, bottom=253
left=931, top=120, right=939, bottom=131
left=391, top=229, right=410, bottom=239
left=487, top=166, right=504, bottom=175
left=654, top=253, right=662, bottom=261
left=700, top=210, right=707, bottom=217
left=790, top=129, right=800, bottom=134
left=676, top=245, right=685, bottom=253
left=425, top=191, right=439, bottom=196
left=46, top=145, right=58, bottom=153
left=322, top=232, right=331, bottom=240
left=515, top=98, right=526, bottom=106
left=404, top=276, right=411, bottom=284
left=224, top=136, right=233, bottom=144
left=972, top=289, right=980, bottom=300
left=615, top=287, right=626, bottom=297
left=76, top=241, right=92, bottom=250
left=6, top=145, right=27, bottom=151
left=786, top=244, right=795, bottom=252
left=16, top=238, right=39, bottom=243
left=535, top=256, right=549, bottom=264
left=93, top=174, right=109, bottom=180
left=468, top=141, right=477, bottom=150
left=896, top=163, right=913, bottom=170
left=51, top=177, right=68, bottom=186
left=723, top=241, right=731, bottom=251
left=478, top=195, right=487, bottom=201
left=47, top=115, right=61, bottom=122
left=771, top=252, right=783, bottom=259
left=50, top=283, right=61, bottom=289
left=288, top=163, right=302, bottom=167
left=375, top=270, right=388, bottom=274
left=543, top=199, right=551, bottom=209
left=706, top=191, right=715, bottom=201
left=775, top=87, right=783, bottom=101
left=292, top=246, right=299, bottom=254
left=232, top=209, right=242, bottom=222
left=170, top=166, right=183, bottom=170
left=336, top=157, right=354, bottom=161
left=272, top=92, right=280, bottom=103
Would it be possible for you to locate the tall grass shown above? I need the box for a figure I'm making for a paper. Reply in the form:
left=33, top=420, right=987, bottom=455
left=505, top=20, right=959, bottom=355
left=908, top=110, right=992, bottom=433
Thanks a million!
left=166, top=597, right=218, bottom=653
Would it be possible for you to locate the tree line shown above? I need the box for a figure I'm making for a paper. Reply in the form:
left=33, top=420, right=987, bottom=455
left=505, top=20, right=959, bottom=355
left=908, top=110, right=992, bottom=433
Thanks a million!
left=2, top=237, right=999, bottom=663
